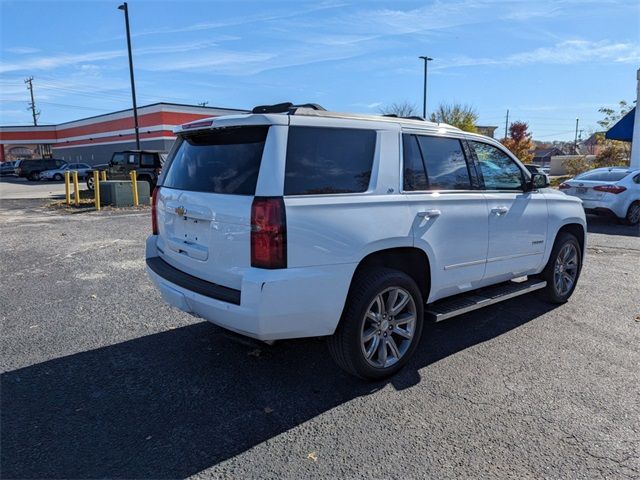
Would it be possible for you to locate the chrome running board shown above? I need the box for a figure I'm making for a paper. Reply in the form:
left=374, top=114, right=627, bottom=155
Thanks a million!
left=426, top=279, right=547, bottom=322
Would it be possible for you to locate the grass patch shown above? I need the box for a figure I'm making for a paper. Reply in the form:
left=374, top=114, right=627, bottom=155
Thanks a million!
left=47, top=189, right=150, bottom=213
left=550, top=175, right=571, bottom=188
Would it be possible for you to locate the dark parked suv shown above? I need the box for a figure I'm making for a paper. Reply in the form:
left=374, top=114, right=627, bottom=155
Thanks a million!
left=86, top=150, right=166, bottom=190
left=15, top=158, right=67, bottom=181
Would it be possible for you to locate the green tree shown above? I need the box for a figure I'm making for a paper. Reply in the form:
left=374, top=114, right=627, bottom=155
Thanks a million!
left=594, top=100, right=631, bottom=167
left=501, top=121, right=534, bottom=162
left=429, top=103, right=478, bottom=132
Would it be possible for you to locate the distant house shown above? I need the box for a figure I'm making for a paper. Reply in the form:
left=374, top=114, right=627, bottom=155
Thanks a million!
left=531, top=147, right=563, bottom=166
left=581, top=132, right=605, bottom=155
left=476, top=125, right=498, bottom=138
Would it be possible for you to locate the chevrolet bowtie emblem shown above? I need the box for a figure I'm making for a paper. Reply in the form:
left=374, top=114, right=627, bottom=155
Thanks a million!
left=175, top=206, right=186, bottom=216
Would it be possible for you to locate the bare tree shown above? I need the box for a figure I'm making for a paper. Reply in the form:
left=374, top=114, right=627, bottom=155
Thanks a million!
left=379, top=101, right=418, bottom=118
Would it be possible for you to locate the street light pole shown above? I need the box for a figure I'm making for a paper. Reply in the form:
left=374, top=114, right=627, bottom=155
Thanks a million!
left=118, top=2, right=140, bottom=150
left=419, top=56, right=433, bottom=119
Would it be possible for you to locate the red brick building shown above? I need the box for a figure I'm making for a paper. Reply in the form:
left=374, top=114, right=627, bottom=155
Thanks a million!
left=0, top=102, right=245, bottom=164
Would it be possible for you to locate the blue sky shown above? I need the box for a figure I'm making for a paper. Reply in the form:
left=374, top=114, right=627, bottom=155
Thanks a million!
left=1, top=0, right=638, bottom=140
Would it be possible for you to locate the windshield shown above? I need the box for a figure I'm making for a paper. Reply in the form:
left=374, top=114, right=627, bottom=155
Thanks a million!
left=575, top=170, right=631, bottom=182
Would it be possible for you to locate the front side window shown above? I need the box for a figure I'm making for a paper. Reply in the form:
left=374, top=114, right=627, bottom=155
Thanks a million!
left=471, top=141, right=523, bottom=190
left=284, top=127, right=376, bottom=195
left=162, top=126, right=268, bottom=195
left=127, top=154, right=137, bottom=165
left=112, top=153, right=125, bottom=165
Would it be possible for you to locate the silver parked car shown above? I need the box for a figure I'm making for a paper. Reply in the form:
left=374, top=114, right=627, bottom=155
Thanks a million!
left=40, top=163, right=92, bottom=181
left=560, top=167, right=640, bottom=225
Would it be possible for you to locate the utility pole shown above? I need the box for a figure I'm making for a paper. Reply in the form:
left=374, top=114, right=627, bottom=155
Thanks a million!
left=118, top=2, right=140, bottom=150
left=504, top=109, right=510, bottom=140
left=24, top=77, right=39, bottom=126
left=574, top=118, right=579, bottom=153
left=419, top=56, right=433, bottom=119
left=25, top=77, right=42, bottom=157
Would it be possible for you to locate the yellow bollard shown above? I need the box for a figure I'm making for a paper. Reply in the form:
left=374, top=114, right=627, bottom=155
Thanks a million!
left=73, top=171, right=80, bottom=207
left=93, top=170, right=101, bottom=211
left=130, top=170, right=139, bottom=207
left=64, top=171, right=71, bottom=205
left=101, top=170, right=107, bottom=182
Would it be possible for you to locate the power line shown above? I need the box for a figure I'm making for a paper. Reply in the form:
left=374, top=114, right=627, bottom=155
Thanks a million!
left=37, top=101, right=114, bottom=112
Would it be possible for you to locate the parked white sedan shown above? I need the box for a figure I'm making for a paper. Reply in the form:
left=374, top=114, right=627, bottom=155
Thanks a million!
left=40, top=163, right=92, bottom=181
left=560, top=167, right=640, bottom=225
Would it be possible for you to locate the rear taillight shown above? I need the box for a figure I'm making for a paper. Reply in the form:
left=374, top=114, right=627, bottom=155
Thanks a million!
left=151, top=187, right=159, bottom=235
left=593, top=185, right=626, bottom=194
left=251, top=197, right=286, bottom=269
left=558, top=183, right=571, bottom=190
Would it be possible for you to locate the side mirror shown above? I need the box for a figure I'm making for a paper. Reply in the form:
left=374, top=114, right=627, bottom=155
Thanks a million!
left=530, top=172, right=549, bottom=190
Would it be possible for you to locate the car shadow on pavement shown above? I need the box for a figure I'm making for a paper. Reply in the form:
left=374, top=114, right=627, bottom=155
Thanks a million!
left=1, top=295, right=557, bottom=479
left=586, top=214, right=639, bottom=237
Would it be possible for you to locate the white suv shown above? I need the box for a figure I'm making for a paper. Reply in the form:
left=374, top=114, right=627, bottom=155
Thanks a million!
left=146, top=103, right=586, bottom=379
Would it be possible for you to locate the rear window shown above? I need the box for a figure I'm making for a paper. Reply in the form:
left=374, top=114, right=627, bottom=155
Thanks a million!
left=284, top=127, right=376, bottom=195
left=162, top=126, right=268, bottom=195
left=575, top=170, right=631, bottom=182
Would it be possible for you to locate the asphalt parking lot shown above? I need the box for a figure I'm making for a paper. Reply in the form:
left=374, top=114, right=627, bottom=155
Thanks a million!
left=0, top=176, right=69, bottom=200
left=1, top=198, right=639, bottom=479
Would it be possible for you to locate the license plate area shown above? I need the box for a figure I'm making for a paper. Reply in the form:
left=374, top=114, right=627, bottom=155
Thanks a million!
left=174, top=216, right=210, bottom=244
left=166, top=214, right=211, bottom=261
left=576, top=187, right=587, bottom=194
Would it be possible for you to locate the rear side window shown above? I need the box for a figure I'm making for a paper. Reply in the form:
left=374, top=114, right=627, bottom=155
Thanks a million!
left=284, top=127, right=376, bottom=195
left=575, top=170, right=631, bottom=182
left=402, top=135, right=428, bottom=190
left=162, top=126, right=269, bottom=195
left=140, top=153, right=156, bottom=167
left=402, top=134, right=471, bottom=190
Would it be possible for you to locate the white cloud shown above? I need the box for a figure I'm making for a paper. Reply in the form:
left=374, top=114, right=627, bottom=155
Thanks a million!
left=438, top=39, right=640, bottom=69
left=4, top=46, right=40, bottom=54
left=0, top=41, right=222, bottom=74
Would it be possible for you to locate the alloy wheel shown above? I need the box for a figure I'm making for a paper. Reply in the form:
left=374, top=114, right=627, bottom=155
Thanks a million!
left=360, top=287, right=417, bottom=368
left=553, top=243, right=578, bottom=297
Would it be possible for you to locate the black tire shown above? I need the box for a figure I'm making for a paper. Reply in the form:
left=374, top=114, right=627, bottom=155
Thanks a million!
left=27, top=172, right=39, bottom=181
left=53, top=173, right=63, bottom=181
left=137, top=176, right=154, bottom=193
left=538, top=232, right=582, bottom=304
left=327, top=267, right=424, bottom=380
left=624, top=201, right=640, bottom=226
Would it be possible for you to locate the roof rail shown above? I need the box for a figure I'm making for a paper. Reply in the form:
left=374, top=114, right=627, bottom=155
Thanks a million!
left=382, top=114, right=425, bottom=121
left=251, top=102, right=326, bottom=114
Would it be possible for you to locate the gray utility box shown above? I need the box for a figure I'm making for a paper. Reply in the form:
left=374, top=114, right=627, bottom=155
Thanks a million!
left=99, top=180, right=150, bottom=207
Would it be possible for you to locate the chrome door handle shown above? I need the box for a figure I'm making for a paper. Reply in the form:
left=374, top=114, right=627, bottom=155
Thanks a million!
left=417, top=209, right=441, bottom=219
left=491, top=206, right=509, bottom=215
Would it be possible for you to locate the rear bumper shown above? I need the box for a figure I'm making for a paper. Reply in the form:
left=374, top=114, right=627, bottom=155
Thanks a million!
left=581, top=199, right=626, bottom=219
left=145, top=235, right=355, bottom=341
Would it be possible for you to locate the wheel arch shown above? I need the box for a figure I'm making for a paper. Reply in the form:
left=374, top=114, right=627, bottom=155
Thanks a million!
left=556, top=222, right=585, bottom=256
left=350, top=247, right=432, bottom=302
